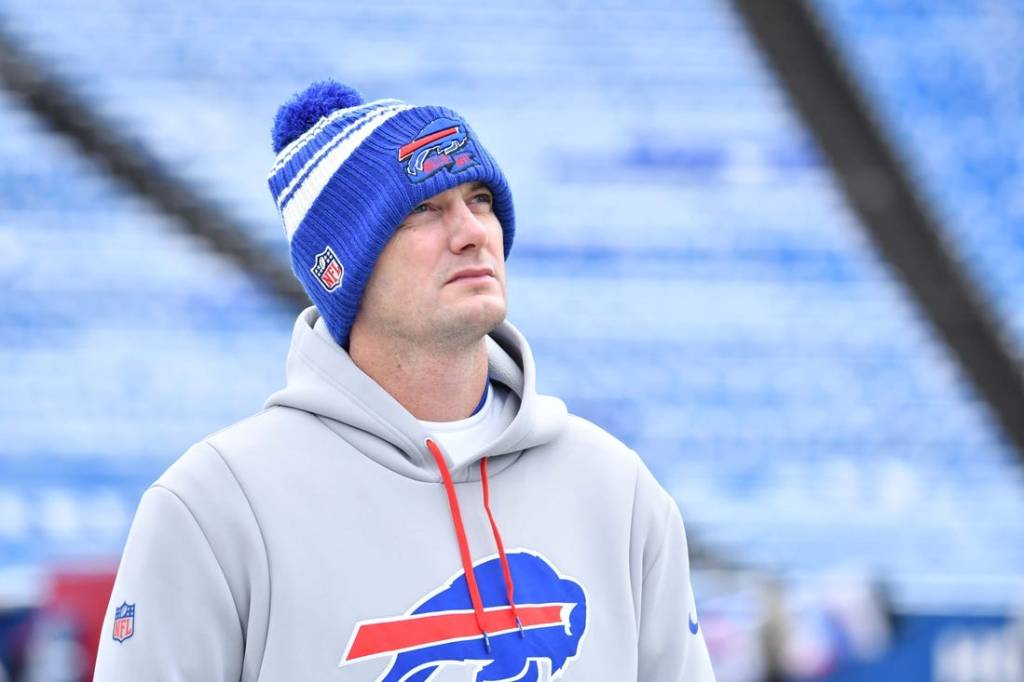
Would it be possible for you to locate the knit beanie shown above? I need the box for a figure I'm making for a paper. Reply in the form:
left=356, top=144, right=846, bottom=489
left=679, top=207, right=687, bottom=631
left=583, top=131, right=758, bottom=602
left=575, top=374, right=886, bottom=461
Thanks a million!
left=267, top=80, right=515, bottom=348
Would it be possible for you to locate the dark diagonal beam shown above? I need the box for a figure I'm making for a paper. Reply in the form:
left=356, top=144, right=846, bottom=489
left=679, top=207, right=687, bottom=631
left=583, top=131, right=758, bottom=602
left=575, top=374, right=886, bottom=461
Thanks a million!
left=731, top=0, right=1024, bottom=460
left=0, top=23, right=308, bottom=310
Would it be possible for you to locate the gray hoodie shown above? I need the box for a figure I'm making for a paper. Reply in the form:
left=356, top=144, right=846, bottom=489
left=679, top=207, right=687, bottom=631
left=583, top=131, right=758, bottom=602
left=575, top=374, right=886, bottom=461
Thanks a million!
left=94, top=307, right=715, bottom=681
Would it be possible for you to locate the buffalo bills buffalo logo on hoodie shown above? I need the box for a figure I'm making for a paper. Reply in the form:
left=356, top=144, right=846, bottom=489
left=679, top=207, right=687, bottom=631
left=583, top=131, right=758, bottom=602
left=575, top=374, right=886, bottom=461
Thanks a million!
left=340, top=550, right=588, bottom=681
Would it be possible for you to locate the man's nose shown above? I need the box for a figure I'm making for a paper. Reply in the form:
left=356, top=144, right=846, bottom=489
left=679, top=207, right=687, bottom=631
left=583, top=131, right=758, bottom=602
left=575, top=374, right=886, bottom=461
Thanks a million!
left=447, top=198, right=489, bottom=252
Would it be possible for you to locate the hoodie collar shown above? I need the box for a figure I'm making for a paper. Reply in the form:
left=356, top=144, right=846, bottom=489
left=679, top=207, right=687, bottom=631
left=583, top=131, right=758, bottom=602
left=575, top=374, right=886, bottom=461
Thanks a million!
left=265, top=307, right=567, bottom=482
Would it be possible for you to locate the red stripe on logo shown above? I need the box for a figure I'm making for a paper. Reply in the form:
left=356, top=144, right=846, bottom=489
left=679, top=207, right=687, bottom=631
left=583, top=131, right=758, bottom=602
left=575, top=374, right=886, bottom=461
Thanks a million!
left=397, top=127, right=461, bottom=161
left=344, top=603, right=569, bottom=662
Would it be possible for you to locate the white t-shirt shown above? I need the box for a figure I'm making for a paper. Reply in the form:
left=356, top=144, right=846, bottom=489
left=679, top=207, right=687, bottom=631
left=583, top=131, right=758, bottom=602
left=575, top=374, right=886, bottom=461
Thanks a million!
left=313, top=316, right=514, bottom=469
left=419, top=381, right=513, bottom=470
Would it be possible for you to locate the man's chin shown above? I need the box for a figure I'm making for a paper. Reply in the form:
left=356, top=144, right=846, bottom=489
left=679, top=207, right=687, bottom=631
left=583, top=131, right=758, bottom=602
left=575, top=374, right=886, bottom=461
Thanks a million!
left=441, top=299, right=506, bottom=340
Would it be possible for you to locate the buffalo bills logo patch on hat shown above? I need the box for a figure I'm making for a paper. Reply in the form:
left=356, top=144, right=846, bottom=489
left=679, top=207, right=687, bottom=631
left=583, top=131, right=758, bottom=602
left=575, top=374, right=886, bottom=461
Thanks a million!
left=339, top=550, right=587, bottom=681
left=112, top=602, right=135, bottom=643
left=398, top=117, right=479, bottom=184
left=311, top=246, right=344, bottom=292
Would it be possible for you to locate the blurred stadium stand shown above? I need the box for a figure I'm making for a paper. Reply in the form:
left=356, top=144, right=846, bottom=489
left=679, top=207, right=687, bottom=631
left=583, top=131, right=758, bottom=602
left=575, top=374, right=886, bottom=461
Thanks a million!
left=0, top=0, right=1021, bottom=680
left=812, top=0, right=1024, bottom=363
left=0, top=87, right=293, bottom=592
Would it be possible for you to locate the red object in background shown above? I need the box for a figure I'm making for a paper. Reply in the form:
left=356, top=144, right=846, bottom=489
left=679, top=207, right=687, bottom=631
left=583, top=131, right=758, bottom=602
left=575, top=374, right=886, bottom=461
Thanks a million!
left=44, top=568, right=117, bottom=679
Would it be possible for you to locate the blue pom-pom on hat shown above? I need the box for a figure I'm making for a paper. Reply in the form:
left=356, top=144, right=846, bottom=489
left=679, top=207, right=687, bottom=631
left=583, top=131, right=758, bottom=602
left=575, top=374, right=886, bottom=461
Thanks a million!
left=271, top=80, right=365, bottom=153
left=267, top=80, right=516, bottom=348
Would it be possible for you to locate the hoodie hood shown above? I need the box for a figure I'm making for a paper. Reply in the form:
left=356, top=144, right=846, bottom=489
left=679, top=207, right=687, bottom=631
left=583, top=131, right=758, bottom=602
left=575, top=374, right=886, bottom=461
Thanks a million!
left=265, top=307, right=567, bottom=482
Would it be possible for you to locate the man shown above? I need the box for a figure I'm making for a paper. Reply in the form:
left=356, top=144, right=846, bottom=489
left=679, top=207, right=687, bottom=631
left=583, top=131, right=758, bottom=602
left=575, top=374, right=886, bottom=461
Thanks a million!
left=95, top=80, right=716, bottom=681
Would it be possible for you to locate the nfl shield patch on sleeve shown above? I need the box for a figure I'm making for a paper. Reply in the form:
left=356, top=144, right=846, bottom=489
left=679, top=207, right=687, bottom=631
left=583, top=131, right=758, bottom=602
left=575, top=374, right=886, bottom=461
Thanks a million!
left=112, top=602, right=135, bottom=642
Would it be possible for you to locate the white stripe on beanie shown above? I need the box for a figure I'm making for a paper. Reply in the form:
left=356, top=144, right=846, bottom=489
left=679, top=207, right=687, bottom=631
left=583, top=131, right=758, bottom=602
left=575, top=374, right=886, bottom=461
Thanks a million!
left=269, top=98, right=403, bottom=176
left=275, top=103, right=410, bottom=212
left=280, top=104, right=413, bottom=240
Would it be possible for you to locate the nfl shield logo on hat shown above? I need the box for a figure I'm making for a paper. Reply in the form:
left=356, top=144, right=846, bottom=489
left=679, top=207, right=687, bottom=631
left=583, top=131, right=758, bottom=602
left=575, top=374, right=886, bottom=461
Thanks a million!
left=113, top=602, right=135, bottom=643
left=311, top=246, right=344, bottom=292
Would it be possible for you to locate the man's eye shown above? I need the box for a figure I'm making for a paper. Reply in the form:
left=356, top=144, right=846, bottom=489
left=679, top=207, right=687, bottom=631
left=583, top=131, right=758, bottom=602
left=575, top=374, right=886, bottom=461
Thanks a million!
left=411, top=203, right=429, bottom=214
left=472, top=193, right=493, bottom=205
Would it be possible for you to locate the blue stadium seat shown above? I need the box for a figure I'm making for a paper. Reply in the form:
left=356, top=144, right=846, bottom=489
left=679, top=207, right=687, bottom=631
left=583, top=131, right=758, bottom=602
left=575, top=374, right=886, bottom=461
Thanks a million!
left=0, top=90, right=293, bottom=597
left=812, top=0, right=1024, bottom=361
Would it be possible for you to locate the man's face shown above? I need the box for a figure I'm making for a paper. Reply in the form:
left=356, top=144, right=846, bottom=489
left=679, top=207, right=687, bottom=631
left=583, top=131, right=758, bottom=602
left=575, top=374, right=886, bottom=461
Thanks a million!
left=351, top=181, right=507, bottom=348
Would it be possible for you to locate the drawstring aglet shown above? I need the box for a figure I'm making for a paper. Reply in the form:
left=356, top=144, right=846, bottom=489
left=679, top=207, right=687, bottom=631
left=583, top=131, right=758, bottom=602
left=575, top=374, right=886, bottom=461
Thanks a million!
left=482, top=630, right=492, bottom=653
left=515, top=615, right=525, bottom=638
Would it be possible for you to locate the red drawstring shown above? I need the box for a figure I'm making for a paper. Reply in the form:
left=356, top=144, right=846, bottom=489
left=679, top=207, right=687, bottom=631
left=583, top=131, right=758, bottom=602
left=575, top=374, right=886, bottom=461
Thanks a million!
left=480, top=457, right=525, bottom=637
left=425, top=439, right=490, bottom=651
left=425, top=439, right=524, bottom=654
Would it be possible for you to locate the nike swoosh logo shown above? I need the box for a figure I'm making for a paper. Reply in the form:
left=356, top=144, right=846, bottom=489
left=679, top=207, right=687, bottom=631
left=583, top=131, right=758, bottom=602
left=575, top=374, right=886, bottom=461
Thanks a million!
left=688, top=612, right=699, bottom=635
